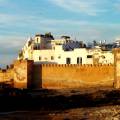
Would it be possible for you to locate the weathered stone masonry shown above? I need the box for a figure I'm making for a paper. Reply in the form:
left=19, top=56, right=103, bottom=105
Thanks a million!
left=37, top=64, right=114, bottom=89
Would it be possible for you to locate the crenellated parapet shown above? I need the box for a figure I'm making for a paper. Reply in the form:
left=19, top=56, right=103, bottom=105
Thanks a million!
left=39, top=63, right=114, bottom=89
left=40, top=63, right=114, bottom=68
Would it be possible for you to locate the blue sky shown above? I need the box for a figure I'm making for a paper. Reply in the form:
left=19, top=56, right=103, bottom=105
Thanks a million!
left=1, top=0, right=120, bottom=67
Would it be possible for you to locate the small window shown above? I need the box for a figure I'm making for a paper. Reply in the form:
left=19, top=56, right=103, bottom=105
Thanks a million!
left=45, top=57, right=47, bottom=60
left=37, top=38, right=39, bottom=42
left=51, top=56, right=54, bottom=60
left=58, top=56, right=61, bottom=59
left=39, top=56, right=41, bottom=60
left=77, top=57, right=79, bottom=64
left=87, top=55, right=92, bottom=58
left=66, top=58, right=71, bottom=64
left=101, top=55, right=105, bottom=59
left=77, top=57, right=82, bottom=64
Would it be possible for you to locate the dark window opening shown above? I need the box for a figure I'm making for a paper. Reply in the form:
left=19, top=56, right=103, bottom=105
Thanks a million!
left=39, top=56, right=41, bottom=60
left=66, top=58, right=71, bottom=64
left=101, top=55, right=105, bottom=59
left=51, top=56, right=54, bottom=60
left=77, top=57, right=82, bottom=64
left=87, top=55, right=92, bottom=58
left=58, top=56, right=61, bottom=59
left=36, top=37, right=40, bottom=43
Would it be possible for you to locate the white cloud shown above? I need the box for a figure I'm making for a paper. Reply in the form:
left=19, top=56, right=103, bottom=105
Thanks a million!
left=0, top=13, right=37, bottom=25
left=0, top=12, right=120, bottom=40
left=0, top=36, right=26, bottom=48
left=49, top=0, right=108, bottom=16
left=0, top=35, right=26, bottom=67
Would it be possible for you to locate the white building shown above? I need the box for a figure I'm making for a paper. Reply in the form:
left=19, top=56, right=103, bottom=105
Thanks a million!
left=18, top=33, right=114, bottom=65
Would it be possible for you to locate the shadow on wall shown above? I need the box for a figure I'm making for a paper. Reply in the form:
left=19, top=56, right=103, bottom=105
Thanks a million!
left=30, top=64, right=42, bottom=89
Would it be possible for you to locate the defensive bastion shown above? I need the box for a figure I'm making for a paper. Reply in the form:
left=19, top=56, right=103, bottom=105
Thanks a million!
left=0, top=48, right=120, bottom=89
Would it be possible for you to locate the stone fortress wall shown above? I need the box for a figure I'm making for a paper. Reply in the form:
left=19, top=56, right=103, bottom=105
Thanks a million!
left=0, top=66, right=14, bottom=85
left=0, top=48, right=120, bottom=89
left=36, top=64, right=114, bottom=89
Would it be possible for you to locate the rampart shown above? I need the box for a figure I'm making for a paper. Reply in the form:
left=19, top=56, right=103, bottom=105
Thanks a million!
left=1, top=48, right=120, bottom=89
left=0, top=65, right=14, bottom=85
left=0, top=62, right=115, bottom=89
left=33, top=64, right=114, bottom=89
left=13, top=60, right=33, bottom=89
